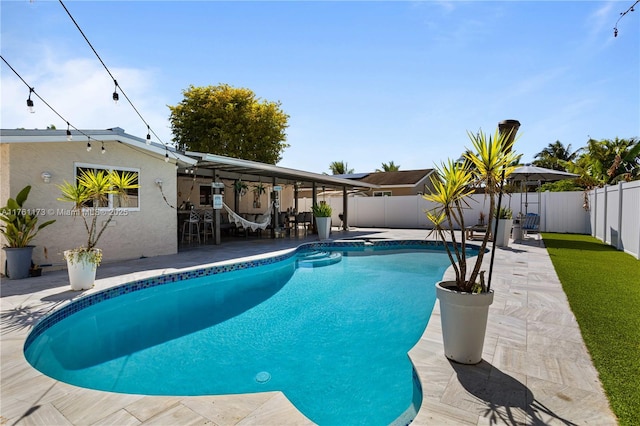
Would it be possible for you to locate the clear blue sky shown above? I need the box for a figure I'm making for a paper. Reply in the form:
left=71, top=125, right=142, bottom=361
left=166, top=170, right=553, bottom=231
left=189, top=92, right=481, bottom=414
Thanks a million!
left=2, top=1, right=638, bottom=174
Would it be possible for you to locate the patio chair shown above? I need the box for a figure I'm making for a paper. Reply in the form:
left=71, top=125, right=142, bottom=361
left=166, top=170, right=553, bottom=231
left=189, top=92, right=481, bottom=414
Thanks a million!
left=522, top=213, right=540, bottom=244
left=465, top=224, right=492, bottom=241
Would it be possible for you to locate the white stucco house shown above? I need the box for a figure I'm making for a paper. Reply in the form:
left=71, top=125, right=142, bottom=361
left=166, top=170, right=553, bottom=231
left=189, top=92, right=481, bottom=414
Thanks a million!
left=1, top=127, right=378, bottom=275
left=0, top=127, right=196, bottom=274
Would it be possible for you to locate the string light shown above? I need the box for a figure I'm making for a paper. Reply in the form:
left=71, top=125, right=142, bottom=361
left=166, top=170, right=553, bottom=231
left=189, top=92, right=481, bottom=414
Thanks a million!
left=614, top=0, right=639, bottom=37
left=27, top=87, right=35, bottom=113
left=165, top=150, right=170, bottom=163
left=86, top=139, right=92, bottom=152
left=112, top=80, right=119, bottom=104
left=101, top=142, right=106, bottom=154
left=66, top=121, right=72, bottom=141
left=146, top=125, right=151, bottom=145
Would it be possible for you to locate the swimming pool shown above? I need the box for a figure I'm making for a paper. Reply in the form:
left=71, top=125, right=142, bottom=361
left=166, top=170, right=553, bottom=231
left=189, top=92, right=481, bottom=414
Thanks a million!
left=24, top=240, right=454, bottom=425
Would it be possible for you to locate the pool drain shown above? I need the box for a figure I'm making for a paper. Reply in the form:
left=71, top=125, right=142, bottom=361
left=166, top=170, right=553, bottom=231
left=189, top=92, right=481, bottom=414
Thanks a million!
left=255, top=371, right=271, bottom=384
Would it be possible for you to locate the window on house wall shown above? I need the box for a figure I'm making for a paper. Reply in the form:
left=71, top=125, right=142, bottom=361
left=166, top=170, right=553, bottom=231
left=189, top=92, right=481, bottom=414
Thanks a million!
left=75, top=163, right=140, bottom=210
left=373, top=191, right=392, bottom=197
left=200, top=185, right=212, bottom=206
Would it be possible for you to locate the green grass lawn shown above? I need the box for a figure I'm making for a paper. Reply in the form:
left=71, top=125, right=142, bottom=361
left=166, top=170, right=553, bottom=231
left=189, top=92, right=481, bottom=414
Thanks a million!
left=542, top=233, right=640, bottom=426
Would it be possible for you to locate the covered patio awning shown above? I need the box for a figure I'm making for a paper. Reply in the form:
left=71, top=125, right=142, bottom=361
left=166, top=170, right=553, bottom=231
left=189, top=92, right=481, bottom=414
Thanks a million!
left=183, top=151, right=379, bottom=191
left=180, top=151, right=379, bottom=241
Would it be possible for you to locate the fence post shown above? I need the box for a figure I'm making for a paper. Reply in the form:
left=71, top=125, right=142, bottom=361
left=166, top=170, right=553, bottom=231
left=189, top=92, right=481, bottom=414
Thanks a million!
left=617, top=182, right=624, bottom=250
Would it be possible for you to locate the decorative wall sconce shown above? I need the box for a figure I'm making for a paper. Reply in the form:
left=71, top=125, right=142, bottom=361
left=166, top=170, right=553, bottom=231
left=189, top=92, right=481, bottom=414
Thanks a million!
left=41, top=172, right=52, bottom=183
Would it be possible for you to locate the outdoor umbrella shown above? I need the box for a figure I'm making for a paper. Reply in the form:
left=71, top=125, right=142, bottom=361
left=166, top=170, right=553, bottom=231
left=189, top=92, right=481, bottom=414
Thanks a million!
left=509, top=165, right=579, bottom=213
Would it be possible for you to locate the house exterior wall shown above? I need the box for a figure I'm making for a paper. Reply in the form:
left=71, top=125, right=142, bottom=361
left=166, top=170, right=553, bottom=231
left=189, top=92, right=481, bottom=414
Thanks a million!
left=0, top=141, right=178, bottom=274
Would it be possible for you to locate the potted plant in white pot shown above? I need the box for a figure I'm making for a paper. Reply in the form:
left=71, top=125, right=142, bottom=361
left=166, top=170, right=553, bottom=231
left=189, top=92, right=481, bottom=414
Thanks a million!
left=494, top=206, right=513, bottom=247
left=1, top=186, right=56, bottom=279
left=312, top=202, right=332, bottom=240
left=424, top=122, right=520, bottom=364
left=57, top=169, right=139, bottom=290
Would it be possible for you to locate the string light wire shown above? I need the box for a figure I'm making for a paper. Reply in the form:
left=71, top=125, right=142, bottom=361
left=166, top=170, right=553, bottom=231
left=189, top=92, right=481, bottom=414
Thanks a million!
left=1, top=54, right=96, bottom=143
left=614, top=0, right=639, bottom=37
left=57, top=0, right=178, bottom=160
left=1, top=54, right=183, bottom=166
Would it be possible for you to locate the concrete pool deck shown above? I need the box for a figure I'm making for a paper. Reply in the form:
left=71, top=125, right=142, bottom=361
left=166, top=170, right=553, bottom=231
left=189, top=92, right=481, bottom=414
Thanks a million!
left=1, top=228, right=617, bottom=425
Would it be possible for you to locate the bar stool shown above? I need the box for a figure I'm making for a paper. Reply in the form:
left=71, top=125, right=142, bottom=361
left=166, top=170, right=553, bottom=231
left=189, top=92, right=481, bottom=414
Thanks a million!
left=181, top=210, right=201, bottom=244
left=202, top=210, right=214, bottom=242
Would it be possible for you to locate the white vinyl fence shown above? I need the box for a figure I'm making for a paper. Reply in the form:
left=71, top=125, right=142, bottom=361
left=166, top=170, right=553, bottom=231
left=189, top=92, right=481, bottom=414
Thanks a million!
left=299, top=184, right=639, bottom=259
left=588, top=181, right=640, bottom=259
left=298, top=191, right=590, bottom=234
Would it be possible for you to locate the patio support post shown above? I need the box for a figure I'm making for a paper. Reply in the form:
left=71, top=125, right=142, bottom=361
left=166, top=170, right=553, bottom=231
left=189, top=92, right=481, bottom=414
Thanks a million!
left=488, top=119, right=520, bottom=292
left=213, top=171, right=221, bottom=245
left=342, top=186, right=348, bottom=230
left=271, top=176, right=277, bottom=238
left=312, top=182, right=317, bottom=230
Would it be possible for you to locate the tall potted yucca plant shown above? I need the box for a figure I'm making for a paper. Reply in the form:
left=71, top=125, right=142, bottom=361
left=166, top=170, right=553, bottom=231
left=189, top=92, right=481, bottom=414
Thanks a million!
left=57, top=169, right=139, bottom=290
left=424, top=121, right=520, bottom=364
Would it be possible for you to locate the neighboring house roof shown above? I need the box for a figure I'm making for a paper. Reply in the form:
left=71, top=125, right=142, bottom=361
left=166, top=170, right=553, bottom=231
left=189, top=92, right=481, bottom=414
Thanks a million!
left=350, top=169, right=434, bottom=187
left=0, top=127, right=197, bottom=166
left=332, top=173, right=371, bottom=180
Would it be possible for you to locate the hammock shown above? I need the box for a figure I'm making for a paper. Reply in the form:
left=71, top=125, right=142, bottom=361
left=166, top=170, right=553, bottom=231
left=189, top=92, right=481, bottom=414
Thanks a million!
left=222, top=202, right=272, bottom=231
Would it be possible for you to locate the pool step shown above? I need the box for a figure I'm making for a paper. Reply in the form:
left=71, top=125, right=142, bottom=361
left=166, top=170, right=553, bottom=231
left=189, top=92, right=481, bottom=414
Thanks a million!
left=297, top=251, right=342, bottom=268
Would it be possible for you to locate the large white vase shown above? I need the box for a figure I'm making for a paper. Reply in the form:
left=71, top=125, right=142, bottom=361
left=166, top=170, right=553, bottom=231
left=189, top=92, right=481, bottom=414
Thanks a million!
left=315, top=217, right=331, bottom=240
left=64, top=249, right=100, bottom=291
left=436, top=281, right=494, bottom=364
left=495, top=219, right=513, bottom=247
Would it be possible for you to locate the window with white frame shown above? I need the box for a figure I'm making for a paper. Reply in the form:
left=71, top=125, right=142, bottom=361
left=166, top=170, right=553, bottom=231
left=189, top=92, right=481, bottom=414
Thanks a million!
left=75, top=163, right=140, bottom=210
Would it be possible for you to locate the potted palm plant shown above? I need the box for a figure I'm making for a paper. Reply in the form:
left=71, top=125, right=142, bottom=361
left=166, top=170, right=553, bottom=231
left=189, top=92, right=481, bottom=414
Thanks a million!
left=1, top=185, right=55, bottom=279
left=312, top=202, right=332, bottom=240
left=57, top=169, right=139, bottom=290
left=424, top=122, right=519, bottom=364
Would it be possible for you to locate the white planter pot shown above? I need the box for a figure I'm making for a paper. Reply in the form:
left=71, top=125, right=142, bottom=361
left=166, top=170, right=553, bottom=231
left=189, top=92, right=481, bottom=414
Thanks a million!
left=495, top=219, right=513, bottom=247
left=315, top=217, right=331, bottom=240
left=436, top=281, right=494, bottom=364
left=64, top=249, right=100, bottom=291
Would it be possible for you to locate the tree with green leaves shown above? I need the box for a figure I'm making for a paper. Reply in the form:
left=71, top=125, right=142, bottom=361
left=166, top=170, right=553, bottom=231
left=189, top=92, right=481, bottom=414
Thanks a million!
left=562, top=137, right=639, bottom=186
left=328, top=161, right=354, bottom=175
left=533, top=141, right=577, bottom=171
left=169, top=84, right=290, bottom=164
left=376, top=161, right=400, bottom=172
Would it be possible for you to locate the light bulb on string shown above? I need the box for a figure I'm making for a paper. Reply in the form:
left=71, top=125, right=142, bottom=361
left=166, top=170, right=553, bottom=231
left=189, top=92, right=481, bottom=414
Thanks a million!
left=146, top=126, right=151, bottom=145
left=165, top=150, right=170, bottom=163
left=27, top=88, right=35, bottom=113
left=66, top=122, right=73, bottom=141
left=112, top=80, right=119, bottom=104
left=101, top=142, right=106, bottom=154
left=86, top=140, right=92, bottom=152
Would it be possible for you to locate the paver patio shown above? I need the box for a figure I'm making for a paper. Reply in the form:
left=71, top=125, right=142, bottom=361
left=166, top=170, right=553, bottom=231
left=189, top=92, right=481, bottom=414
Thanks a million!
left=0, top=228, right=617, bottom=425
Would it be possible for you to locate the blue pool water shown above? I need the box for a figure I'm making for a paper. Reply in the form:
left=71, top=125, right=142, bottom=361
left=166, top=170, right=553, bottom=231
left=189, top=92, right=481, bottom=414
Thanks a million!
left=24, top=241, right=453, bottom=425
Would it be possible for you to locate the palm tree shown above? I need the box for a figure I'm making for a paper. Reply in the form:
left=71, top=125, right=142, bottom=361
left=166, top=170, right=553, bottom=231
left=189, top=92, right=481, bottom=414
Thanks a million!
left=328, top=161, right=354, bottom=175
left=533, top=141, right=577, bottom=170
left=376, top=161, right=400, bottom=172
left=563, top=137, right=639, bottom=186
